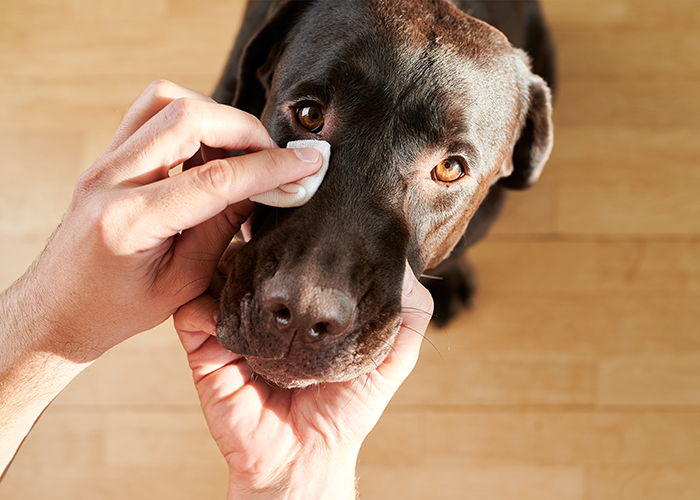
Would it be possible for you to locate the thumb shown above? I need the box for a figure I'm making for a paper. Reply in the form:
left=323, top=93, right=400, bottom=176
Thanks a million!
left=141, top=147, right=323, bottom=240
left=164, top=147, right=323, bottom=297
left=376, top=262, right=434, bottom=385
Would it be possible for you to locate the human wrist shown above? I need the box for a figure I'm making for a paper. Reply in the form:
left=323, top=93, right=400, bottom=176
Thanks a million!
left=0, top=265, right=96, bottom=396
left=227, top=446, right=360, bottom=500
left=4, top=253, right=98, bottom=363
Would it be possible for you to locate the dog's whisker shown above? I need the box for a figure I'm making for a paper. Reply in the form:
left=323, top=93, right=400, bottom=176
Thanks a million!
left=363, top=374, right=375, bottom=404
left=401, top=323, right=445, bottom=361
left=347, top=374, right=372, bottom=407
left=366, top=355, right=385, bottom=399
left=426, top=313, right=451, bottom=347
left=419, top=274, right=444, bottom=281
left=339, top=378, right=362, bottom=409
left=403, top=306, right=451, bottom=352
left=362, top=373, right=372, bottom=393
left=401, top=306, right=434, bottom=319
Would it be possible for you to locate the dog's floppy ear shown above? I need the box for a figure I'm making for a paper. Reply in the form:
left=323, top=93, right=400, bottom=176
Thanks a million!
left=498, top=64, right=554, bottom=190
left=213, top=1, right=312, bottom=116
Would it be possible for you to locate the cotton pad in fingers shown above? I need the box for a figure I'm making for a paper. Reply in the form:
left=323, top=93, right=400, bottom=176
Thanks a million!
left=250, top=140, right=331, bottom=207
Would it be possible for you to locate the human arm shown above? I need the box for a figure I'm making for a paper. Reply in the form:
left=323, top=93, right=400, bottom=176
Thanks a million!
left=0, top=80, right=324, bottom=476
left=174, top=263, right=434, bottom=500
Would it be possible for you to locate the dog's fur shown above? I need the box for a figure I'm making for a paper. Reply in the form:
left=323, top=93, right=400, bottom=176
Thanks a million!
left=212, top=0, right=555, bottom=388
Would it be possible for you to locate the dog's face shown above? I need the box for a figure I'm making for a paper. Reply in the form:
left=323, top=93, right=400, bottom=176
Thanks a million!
left=217, top=0, right=553, bottom=388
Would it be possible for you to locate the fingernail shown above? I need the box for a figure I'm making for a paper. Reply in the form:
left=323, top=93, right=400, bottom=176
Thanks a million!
left=402, top=262, right=415, bottom=296
left=293, top=147, right=321, bottom=163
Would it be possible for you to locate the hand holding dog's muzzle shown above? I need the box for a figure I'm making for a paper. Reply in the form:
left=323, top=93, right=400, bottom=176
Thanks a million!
left=173, top=260, right=433, bottom=499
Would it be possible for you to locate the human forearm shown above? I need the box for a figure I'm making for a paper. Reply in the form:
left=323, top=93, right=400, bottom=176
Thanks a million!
left=0, top=272, right=94, bottom=477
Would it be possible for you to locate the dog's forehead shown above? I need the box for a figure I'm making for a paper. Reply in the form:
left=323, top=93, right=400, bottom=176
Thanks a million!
left=278, top=0, right=523, bottom=166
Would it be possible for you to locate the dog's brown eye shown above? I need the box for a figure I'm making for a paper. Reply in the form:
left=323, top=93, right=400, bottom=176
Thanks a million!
left=432, top=158, right=466, bottom=183
left=296, top=104, right=324, bottom=132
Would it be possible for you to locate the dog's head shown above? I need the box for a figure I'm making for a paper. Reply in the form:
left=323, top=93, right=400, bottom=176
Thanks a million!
left=216, top=0, right=553, bottom=388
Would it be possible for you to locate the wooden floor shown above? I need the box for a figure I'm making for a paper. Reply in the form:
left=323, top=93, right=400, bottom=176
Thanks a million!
left=2, top=1, right=699, bottom=499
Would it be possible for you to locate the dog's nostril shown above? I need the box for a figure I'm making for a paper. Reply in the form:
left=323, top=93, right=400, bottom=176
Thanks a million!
left=305, top=322, right=329, bottom=343
left=262, top=276, right=355, bottom=341
left=274, top=308, right=292, bottom=326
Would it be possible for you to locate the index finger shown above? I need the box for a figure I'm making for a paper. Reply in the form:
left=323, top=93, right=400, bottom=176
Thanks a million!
left=106, top=99, right=273, bottom=184
left=104, top=80, right=215, bottom=156
left=119, top=147, right=322, bottom=252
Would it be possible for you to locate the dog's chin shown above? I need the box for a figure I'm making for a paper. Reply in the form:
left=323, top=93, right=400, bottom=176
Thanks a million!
left=245, top=356, right=366, bottom=389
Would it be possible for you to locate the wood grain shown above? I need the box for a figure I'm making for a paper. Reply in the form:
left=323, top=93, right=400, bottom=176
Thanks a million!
left=1, top=0, right=699, bottom=499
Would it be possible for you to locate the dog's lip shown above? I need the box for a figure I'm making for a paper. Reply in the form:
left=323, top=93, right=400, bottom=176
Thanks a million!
left=244, top=354, right=355, bottom=389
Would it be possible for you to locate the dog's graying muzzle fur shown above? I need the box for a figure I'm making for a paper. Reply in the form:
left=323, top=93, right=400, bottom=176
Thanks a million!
left=213, top=0, right=556, bottom=388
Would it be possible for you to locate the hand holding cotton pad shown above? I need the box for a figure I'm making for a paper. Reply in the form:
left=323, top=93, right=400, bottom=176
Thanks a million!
left=250, top=140, right=331, bottom=208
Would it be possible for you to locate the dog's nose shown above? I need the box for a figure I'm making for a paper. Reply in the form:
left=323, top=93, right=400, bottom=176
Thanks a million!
left=261, top=275, right=355, bottom=343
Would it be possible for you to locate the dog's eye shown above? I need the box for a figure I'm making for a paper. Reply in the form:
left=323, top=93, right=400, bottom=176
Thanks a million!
left=296, top=104, right=324, bottom=133
left=432, top=158, right=466, bottom=183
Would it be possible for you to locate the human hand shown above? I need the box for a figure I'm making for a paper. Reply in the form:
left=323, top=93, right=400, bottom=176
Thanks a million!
left=174, top=263, right=434, bottom=500
left=23, top=80, right=323, bottom=362
left=0, top=80, right=325, bottom=474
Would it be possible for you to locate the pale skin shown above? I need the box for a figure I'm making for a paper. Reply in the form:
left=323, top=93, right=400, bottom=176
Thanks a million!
left=0, top=80, right=434, bottom=499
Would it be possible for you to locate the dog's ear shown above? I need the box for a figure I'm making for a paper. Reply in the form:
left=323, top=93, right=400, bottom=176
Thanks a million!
left=213, top=1, right=312, bottom=116
left=498, top=63, right=554, bottom=190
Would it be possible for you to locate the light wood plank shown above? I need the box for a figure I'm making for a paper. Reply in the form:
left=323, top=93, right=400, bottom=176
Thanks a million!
left=357, top=464, right=585, bottom=500
left=556, top=178, right=700, bottom=236
left=589, top=465, right=700, bottom=500
left=51, top=321, right=200, bottom=409
left=398, top=354, right=595, bottom=406
left=0, top=131, right=83, bottom=240
left=2, top=0, right=700, bottom=498
left=545, top=127, right=700, bottom=182
left=422, top=411, right=700, bottom=466
left=543, top=0, right=700, bottom=30
left=469, top=241, right=700, bottom=293
left=599, top=356, right=700, bottom=406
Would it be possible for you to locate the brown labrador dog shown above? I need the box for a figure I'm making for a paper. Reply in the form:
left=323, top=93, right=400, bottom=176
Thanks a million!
left=212, top=0, right=555, bottom=388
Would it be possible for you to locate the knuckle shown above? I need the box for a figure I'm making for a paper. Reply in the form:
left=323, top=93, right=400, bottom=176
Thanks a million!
left=163, top=97, right=201, bottom=128
left=92, top=192, right=145, bottom=252
left=192, top=159, right=236, bottom=194
left=242, top=112, right=271, bottom=143
left=74, top=167, right=101, bottom=197
left=259, top=149, right=283, bottom=176
left=145, top=79, right=176, bottom=99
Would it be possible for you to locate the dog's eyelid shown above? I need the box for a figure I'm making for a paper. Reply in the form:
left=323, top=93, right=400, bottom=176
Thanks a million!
left=447, top=140, right=479, bottom=162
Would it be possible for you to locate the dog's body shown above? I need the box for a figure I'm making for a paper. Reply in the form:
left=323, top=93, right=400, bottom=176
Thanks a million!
left=213, top=0, right=555, bottom=388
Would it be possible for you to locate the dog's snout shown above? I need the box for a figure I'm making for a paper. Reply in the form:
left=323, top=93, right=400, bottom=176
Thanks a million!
left=261, top=274, right=355, bottom=343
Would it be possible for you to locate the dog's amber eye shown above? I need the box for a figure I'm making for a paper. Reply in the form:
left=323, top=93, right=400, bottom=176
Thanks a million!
left=432, top=158, right=466, bottom=183
left=296, top=104, right=324, bottom=132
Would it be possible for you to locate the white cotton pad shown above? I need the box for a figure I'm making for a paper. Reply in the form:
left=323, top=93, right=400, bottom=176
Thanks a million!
left=250, top=140, right=331, bottom=208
